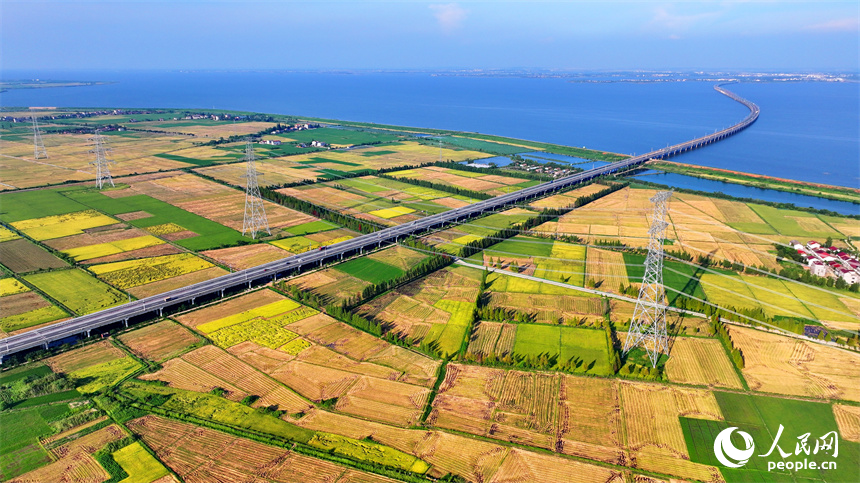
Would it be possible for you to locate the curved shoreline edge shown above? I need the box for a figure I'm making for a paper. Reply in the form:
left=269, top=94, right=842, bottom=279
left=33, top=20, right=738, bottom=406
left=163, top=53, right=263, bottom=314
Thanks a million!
left=0, top=85, right=761, bottom=360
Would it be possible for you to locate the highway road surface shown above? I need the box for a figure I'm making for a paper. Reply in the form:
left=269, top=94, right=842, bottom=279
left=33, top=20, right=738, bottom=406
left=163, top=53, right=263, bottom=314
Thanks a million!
left=0, top=84, right=759, bottom=361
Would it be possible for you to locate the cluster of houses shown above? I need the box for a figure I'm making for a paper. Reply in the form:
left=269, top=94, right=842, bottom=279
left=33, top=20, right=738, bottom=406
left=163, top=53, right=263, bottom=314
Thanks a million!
left=793, top=240, right=860, bottom=285
left=259, top=123, right=326, bottom=148
left=510, top=160, right=578, bottom=178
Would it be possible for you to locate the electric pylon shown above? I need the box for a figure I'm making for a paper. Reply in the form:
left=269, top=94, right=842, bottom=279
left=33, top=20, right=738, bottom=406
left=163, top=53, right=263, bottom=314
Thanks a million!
left=622, top=190, right=673, bottom=367
left=241, top=141, right=270, bottom=239
left=32, top=116, right=48, bottom=159
left=89, top=131, right=115, bottom=189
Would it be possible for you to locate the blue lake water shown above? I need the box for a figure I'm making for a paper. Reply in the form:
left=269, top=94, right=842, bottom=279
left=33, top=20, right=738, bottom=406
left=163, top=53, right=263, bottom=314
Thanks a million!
left=1, top=70, right=857, bottom=188
left=633, top=171, right=858, bottom=215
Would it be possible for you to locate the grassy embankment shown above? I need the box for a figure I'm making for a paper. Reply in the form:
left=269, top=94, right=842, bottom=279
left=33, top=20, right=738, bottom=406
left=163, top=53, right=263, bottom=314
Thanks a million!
left=649, top=160, right=860, bottom=204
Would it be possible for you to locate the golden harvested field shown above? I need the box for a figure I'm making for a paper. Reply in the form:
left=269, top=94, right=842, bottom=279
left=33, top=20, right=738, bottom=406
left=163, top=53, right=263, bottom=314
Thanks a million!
left=46, top=340, right=125, bottom=373
left=129, top=415, right=390, bottom=483
left=201, top=243, right=292, bottom=269
left=112, top=172, right=318, bottom=231
left=585, top=247, right=628, bottom=292
left=833, top=404, right=860, bottom=443
left=0, top=132, right=193, bottom=189
left=664, top=337, right=743, bottom=389
left=118, top=320, right=202, bottom=361
left=337, top=376, right=431, bottom=426
left=619, top=381, right=689, bottom=457
left=9, top=425, right=125, bottom=483
left=283, top=313, right=440, bottom=386
left=295, top=408, right=615, bottom=483
left=528, top=183, right=608, bottom=209
left=285, top=268, right=370, bottom=306
left=195, top=160, right=327, bottom=187
left=633, top=450, right=723, bottom=483
left=489, top=448, right=622, bottom=483
left=728, top=325, right=860, bottom=401
left=389, top=166, right=526, bottom=197
left=175, top=288, right=285, bottom=328
left=270, top=360, right=360, bottom=401
left=558, top=375, right=624, bottom=464
left=142, top=344, right=313, bottom=412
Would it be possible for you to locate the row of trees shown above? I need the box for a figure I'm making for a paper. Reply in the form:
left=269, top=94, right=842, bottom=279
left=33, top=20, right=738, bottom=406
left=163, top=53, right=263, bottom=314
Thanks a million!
left=376, top=174, right=493, bottom=201
left=710, top=315, right=746, bottom=369
left=432, top=160, right=555, bottom=182
left=260, top=187, right=383, bottom=234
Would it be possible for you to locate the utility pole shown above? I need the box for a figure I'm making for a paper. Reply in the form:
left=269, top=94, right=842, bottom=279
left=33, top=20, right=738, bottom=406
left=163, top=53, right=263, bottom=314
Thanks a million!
left=622, top=190, right=672, bottom=367
left=241, top=141, right=270, bottom=239
left=89, top=131, right=115, bottom=189
left=32, top=116, right=48, bottom=159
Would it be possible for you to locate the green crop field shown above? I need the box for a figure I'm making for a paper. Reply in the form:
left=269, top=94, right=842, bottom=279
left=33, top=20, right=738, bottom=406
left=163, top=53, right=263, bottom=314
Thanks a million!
left=481, top=236, right=553, bottom=258
left=70, top=357, right=142, bottom=394
left=681, top=392, right=859, bottom=483
left=0, top=404, right=71, bottom=480
left=512, top=324, right=611, bottom=374
left=284, top=220, right=340, bottom=236
left=438, top=136, right=525, bottom=155
left=0, top=189, right=90, bottom=223
left=0, top=364, right=52, bottom=385
left=1, top=305, right=69, bottom=333
left=154, top=152, right=242, bottom=166
left=624, top=253, right=706, bottom=304
left=24, top=269, right=126, bottom=315
left=63, top=190, right=246, bottom=250
left=747, top=204, right=843, bottom=238
left=335, top=257, right=405, bottom=284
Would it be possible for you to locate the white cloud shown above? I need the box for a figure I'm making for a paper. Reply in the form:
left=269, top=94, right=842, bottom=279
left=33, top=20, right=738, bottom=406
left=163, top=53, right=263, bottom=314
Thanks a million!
left=429, top=3, right=467, bottom=34
left=803, top=18, right=859, bottom=33
left=650, top=6, right=722, bottom=32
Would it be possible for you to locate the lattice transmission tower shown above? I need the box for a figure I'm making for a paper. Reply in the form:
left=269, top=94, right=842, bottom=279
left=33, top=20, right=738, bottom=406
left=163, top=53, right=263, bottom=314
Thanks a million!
left=32, top=116, right=48, bottom=159
left=241, top=141, right=270, bottom=239
left=622, top=190, right=673, bottom=367
left=89, top=131, right=115, bottom=189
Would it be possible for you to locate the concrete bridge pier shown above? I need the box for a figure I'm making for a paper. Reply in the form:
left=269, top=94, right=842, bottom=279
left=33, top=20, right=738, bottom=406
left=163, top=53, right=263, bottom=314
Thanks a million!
left=220, top=289, right=225, bottom=298
left=158, top=308, right=163, bottom=317
left=86, top=330, right=91, bottom=337
left=123, top=319, right=128, bottom=328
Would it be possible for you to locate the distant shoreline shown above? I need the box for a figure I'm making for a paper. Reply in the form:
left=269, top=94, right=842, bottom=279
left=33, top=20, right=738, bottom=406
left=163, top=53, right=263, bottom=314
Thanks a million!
left=0, top=80, right=114, bottom=94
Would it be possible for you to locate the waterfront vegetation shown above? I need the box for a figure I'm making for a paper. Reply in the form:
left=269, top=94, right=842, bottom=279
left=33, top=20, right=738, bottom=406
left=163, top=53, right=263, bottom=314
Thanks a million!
left=651, top=160, right=860, bottom=204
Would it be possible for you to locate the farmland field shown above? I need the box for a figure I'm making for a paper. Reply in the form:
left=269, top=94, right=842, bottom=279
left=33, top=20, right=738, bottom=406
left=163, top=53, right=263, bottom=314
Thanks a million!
left=358, top=266, right=481, bottom=356
left=728, top=325, right=860, bottom=401
left=111, top=442, right=171, bottom=483
left=5, top=109, right=860, bottom=483
left=90, top=253, right=215, bottom=289
left=664, top=337, right=743, bottom=389
left=118, top=320, right=202, bottom=362
left=24, top=268, right=126, bottom=315
left=0, top=238, right=68, bottom=273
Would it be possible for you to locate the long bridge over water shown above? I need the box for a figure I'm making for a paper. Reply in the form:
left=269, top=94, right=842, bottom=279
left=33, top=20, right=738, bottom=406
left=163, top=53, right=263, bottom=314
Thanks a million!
left=0, top=84, right=759, bottom=362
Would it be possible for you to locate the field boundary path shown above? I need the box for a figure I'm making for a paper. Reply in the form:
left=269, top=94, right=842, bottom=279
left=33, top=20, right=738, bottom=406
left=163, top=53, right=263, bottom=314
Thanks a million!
left=453, top=259, right=850, bottom=351
left=0, top=84, right=761, bottom=362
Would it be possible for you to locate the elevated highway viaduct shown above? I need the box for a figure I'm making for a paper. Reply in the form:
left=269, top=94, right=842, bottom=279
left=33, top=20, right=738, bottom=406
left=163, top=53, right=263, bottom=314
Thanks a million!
left=0, top=84, right=759, bottom=362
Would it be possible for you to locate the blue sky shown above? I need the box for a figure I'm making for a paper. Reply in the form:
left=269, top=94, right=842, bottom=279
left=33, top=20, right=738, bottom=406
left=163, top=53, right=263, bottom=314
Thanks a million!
left=2, top=1, right=857, bottom=71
